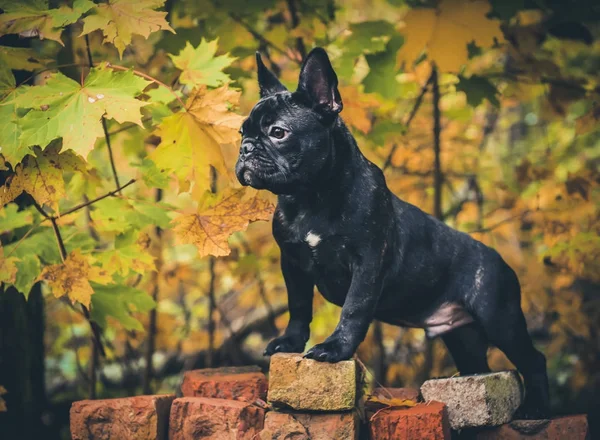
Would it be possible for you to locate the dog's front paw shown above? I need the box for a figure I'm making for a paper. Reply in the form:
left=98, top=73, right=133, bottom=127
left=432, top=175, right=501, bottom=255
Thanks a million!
left=264, top=333, right=307, bottom=356
left=304, top=338, right=354, bottom=363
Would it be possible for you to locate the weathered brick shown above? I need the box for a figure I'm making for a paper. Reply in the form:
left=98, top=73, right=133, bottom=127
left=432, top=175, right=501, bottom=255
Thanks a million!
left=368, top=401, right=451, bottom=440
left=168, top=397, right=264, bottom=440
left=259, top=410, right=359, bottom=440
left=181, top=366, right=267, bottom=403
left=70, top=394, right=174, bottom=440
left=267, top=353, right=357, bottom=411
left=474, top=415, right=589, bottom=439
left=372, top=387, right=421, bottom=402
left=420, top=371, right=523, bottom=429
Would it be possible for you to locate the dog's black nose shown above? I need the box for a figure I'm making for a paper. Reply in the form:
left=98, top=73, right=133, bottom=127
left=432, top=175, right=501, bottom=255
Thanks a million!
left=241, top=142, right=256, bottom=156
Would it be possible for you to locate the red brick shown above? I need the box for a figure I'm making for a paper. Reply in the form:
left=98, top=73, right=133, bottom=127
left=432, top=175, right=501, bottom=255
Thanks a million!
left=181, top=366, right=267, bottom=402
left=474, top=415, right=589, bottom=439
left=260, top=410, right=359, bottom=440
left=70, top=394, right=174, bottom=440
left=372, top=387, right=421, bottom=402
left=369, top=401, right=451, bottom=440
left=169, top=397, right=264, bottom=440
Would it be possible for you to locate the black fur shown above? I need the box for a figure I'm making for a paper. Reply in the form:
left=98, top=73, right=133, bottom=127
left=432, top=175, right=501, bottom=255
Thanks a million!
left=235, top=48, right=550, bottom=418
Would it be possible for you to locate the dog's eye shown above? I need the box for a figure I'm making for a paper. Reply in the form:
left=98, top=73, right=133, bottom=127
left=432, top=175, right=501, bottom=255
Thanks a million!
left=269, top=126, right=287, bottom=140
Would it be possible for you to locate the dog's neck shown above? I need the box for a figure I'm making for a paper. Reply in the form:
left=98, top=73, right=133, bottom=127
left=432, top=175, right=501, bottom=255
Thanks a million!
left=278, top=117, right=367, bottom=208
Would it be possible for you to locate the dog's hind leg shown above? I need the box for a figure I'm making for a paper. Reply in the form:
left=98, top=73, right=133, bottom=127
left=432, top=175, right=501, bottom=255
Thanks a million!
left=471, top=266, right=550, bottom=419
left=441, top=321, right=491, bottom=375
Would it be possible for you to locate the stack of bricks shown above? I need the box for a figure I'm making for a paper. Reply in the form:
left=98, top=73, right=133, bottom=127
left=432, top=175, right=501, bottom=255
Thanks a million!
left=262, top=353, right=361, bottom=439
left=69, top=358, right=590, bottom=439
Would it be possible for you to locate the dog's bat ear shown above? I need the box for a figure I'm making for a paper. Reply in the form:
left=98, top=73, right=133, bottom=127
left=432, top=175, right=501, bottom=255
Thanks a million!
left=256, top=52, right=287, bottom=98
left=296, top=48, right=343, bottom=116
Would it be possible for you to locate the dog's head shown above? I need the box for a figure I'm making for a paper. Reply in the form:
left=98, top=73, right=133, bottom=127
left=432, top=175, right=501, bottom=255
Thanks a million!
left=235, top=48, right=343, bottom=195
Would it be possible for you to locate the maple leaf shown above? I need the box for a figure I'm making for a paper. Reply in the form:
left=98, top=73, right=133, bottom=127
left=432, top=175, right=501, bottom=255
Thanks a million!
left=37, top=250, right=112, bottom=308
left=0, top=203, right=33, bottom=233
left=150, top=85, right=245, bottom=193
left=14, top=65, right=151, bottom=159
left=95, top=232, right=156, bottom=277
left=0, top=145, right=87, bottom=212
left=80, top=0, right=175, bottom=58
left=91, top=284, right=156, bottom=331
left=397, top=0, right=505, bottom=73
left=339, top=85, right=380, bottom=134
left=1, top=86, right=33, bottom=165
left=0, top=45, right=52, bottom=71
left=0, top=0, right=94, bottom=45
left=0, top=247, right=19, bottom=285
left=170, top=39, right=236, bottom=87
left=173, top=188, right=275, bottom=257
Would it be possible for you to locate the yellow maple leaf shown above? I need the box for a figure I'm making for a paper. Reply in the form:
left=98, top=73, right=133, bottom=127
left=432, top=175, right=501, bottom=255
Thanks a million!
left=81, top=0, right=175, bottom=58
left=151, top=85, right=245, bottom=194
left=0, top=247, right=18, bottom=285
left=397, top=0, right=504, bottom=73
left=173, top=188, right=275, bottom=257
left=0, top=145, right=87, bottom=213
left=37, top=250, right=112, bottom=308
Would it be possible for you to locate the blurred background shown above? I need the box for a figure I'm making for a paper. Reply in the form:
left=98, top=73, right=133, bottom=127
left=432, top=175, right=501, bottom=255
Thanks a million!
left=0, top=0, right=599, bottom=439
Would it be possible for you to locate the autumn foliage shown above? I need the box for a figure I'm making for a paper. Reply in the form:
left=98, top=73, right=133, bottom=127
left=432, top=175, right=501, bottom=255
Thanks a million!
left=0, top=0, right=599, bottom=437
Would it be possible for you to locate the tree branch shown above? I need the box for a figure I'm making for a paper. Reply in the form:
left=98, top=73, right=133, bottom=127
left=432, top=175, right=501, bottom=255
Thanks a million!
left=60, top=179, right=136, bottom=218
left=227, top=12, right=301, bottom=64
left=383, top=73, right=434, bottom=171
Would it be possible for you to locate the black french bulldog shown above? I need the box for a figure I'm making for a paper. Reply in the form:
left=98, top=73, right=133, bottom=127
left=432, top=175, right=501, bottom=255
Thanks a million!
left=235, top=48, right=550, bottom=418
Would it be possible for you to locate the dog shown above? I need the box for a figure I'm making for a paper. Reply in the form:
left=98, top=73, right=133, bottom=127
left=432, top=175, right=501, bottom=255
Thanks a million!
left=235, top=47, right=550, bottom=418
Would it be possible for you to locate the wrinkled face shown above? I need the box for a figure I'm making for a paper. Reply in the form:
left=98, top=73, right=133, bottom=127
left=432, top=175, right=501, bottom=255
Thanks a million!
left=235, top=48, right=343, bottom=195
left=235, top=92, right=331, bottom=194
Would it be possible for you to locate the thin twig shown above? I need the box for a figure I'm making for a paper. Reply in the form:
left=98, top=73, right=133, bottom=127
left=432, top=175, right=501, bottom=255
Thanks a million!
left=60, top=179, right=136, bottom=217
left=432, top=65, right=442, bottom=220
left=382, top=73, right=434, bottom=171
left=228, top=12, right=301, bottom=64
left=107, top=63, right=186, bottom=108
left=469, top=210, right=531, bottom=234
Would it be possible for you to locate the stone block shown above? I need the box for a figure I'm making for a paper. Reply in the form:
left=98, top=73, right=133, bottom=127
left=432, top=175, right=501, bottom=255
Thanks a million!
left=420, top=371, right=523, bottom=429
left=267, top=353, right=357, bottom=411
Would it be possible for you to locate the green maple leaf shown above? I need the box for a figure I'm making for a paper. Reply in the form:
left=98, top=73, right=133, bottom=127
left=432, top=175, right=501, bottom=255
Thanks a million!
left=169, top=39, right=235, bottom=87
left=0, top=86, right=32, bottom=165
left=14, top=64, right=151, bottom=159
left=0, top=203, right=33, bottom=233
left=0, top=45, right=52, bottom=72
left=456, top=75, right=500, bottom=108
left=91, top=284, right=156, bottom=331
left=0, top=0, right=94, bottom=45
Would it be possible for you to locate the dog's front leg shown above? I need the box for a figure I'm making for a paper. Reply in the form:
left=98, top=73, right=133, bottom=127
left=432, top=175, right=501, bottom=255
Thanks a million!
left=305, top=261, right=383, bottom=363
left=264, top=253, right=314, bottom=355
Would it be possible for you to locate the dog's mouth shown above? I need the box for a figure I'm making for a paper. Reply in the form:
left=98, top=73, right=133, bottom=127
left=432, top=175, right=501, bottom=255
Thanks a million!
left=235, top=157, right=293, bottom=192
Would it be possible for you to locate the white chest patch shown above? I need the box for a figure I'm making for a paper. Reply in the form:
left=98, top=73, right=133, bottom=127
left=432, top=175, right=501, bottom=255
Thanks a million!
left=305, top=231, right=322, bottom=248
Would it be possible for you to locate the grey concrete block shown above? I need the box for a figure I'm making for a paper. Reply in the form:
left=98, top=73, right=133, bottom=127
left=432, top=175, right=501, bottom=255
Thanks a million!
left=420, top=371, right=523, bottom=430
